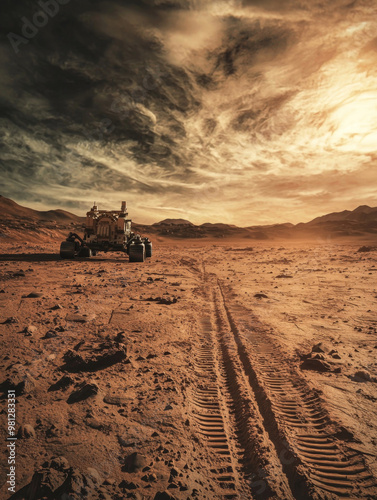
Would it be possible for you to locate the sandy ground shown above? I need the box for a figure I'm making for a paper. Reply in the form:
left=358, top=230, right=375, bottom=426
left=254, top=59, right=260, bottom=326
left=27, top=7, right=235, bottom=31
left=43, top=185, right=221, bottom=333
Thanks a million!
left=0, top=239, right=377, bottom=500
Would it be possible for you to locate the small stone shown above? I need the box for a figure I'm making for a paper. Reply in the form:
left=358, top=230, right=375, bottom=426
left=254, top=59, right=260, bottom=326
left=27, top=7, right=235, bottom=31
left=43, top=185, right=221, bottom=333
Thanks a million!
left=48, top=375, right=73, bottom=392
left=122, top=452, right=147, bottom=473
left=86, top=467, right=102, bottom=484
left=50, top=456, right=70, bottom=471
left=17, top=424, right=36, bottom=438
left=23, top=292, right=43, bottom=298
left=154, top=492, right=176, bottom=500
left=44, top=330, right=58, bottom=339
left=2, top=317, right=18, bottom=324
left=67, top=382, right=99, bottom=404
left=164, top=404, right=173, bottom=411
left=354, top=370, right=372, bottom=382
left=119, top=480, right=138, bottom=490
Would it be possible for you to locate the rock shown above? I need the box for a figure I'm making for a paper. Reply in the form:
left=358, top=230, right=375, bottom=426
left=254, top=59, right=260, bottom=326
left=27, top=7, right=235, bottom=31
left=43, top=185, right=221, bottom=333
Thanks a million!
left=170, top=467, right=180, bottom=477
left=119, top=480, right=139, bottom=490
left=141, top=473, right=157, bottom=482
left=16, top=468, right=66, bottom=498
left=122, top=452, right=147, bottom=473
left=0, top=373, right=36, bottom=396
left=311, top=342, right=331, bottom=354
left=357, top=246, right=377, bottom=252
left=85, top=467, right=102, bottom=484
left=50, top=456, right=70, bottom=471
left=17, top=424, right=36, bottom=438
left=51, top=304, right=62, bottom=310
left=54, top=469, right=86, bottom=498
left=65, top=313, right=93, bottom=323
left=276, top=274, right=293, bottom=279
left=154, top=491, right=176, bottom=500
left=23, top=292, right=43, bottom=298
left=67, top=382, right=99, bottom=404
left=48, top=375, right=73, bottom=392
left=354, top=370, right=373, bottom=382
left=254, top=293, right=268, bottom=299
left=115, top=331, right=127, bottom=342
left=312, top=353, right=325, bottom=360
left=300, top=358, right=331, bottom=372
left=23, top=325, right=37, bottom=336
left=44, top=330, right=58, bottom=339
left=62, top=341, right=127, bottom=372
left=2, top=316, right=18, bottom=324
left=103, top=395, right=128, bottom=405
left=85, top=418, right=103, bottom=430
left=146, top=353, right=157, bottom=359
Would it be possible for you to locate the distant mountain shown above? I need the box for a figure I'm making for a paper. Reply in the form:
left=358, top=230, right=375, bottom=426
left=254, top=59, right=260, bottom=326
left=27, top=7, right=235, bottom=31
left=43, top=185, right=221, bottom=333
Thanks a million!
left=306, top=205, right=377, bottom=225
left=153, top=218, right=194, bottom=226
left=0, top=195, right=84, bottom=223
left=1, top=196, right=376, bottom=241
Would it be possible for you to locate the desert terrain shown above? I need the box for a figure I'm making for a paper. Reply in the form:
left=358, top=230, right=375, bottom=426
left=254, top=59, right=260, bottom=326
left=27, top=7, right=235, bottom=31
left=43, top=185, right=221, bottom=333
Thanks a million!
left=1, top=199, right=377, bottom=499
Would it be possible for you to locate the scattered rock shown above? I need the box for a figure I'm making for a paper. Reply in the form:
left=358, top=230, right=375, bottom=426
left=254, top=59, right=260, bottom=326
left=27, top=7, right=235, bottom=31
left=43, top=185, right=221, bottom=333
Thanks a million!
left=67, top=382, right=99, bottom=404
left=119, top=480, right=139, bottom=490
left=85, top=418, right=103, bottom=430
left=65, top=313, right=94, bottom=323
left=103, top=394, right=128, bottom=405
left=122, top=452, right=147, bottom=473
left=2, top=316, right=18, bottom=324
left=85, top=467, right=102, bottom=485
left=48, top=375, right=73, bottom=392
left=300, top=358, right=332, bottom=372
left=17, top=424, right=36, bottom=438
left=23, top=325, right=37, bottom=336
left=146, top=296, right=178, bottom=305
left=62, top=341, right=127, bottom=372
left=49, top=456, right=70, bottom=471
left=43, top=330, right=58, bottom=339
left=0, top=373, right=36, bottom=396
left=154, top=491, right=176, bottom=500
left=353, top=370, right=374, bottom=382
left=357, top=246, right=377, bottom=252
left=311, top=342, right=331, bottom=354
left=23, top=292, right=43, bottom=298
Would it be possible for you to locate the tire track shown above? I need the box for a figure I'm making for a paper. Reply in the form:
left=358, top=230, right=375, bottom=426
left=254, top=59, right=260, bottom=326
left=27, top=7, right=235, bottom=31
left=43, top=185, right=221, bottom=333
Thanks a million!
left=191, top=278, right=295, bottom=499
left=191, top=316, right=245, bottom=498
left=217, top=280, right=377, bottom=499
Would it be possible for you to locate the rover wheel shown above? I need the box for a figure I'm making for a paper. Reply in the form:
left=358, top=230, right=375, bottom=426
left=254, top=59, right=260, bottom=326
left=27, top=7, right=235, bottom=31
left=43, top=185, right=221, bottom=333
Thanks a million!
left=145, top=242, right=152, bottom=258
left=129, top=243, right=145, bottom=262
left=60, top=241, right=76, bottom=259
left=78, top=247, right=92, bottom=258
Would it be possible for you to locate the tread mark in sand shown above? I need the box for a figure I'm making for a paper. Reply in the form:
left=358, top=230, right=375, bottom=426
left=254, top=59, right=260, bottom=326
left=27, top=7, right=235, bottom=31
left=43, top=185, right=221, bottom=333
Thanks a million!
left=216, top=278, right=376, bottom=499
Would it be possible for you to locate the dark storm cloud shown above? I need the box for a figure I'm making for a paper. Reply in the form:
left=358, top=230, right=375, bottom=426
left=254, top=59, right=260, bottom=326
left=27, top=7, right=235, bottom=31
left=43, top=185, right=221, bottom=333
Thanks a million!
left=1, top=0, right=376, bottom=223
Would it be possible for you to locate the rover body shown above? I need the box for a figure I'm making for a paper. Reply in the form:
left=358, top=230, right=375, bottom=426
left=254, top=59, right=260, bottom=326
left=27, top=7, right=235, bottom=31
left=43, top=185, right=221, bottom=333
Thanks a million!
left=60, top=201, right=152, bottom=262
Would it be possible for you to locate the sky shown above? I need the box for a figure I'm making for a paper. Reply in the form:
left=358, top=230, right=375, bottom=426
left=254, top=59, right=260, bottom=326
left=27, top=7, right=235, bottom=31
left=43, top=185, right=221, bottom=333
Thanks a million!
left=1, top=0, right=377, bottom=225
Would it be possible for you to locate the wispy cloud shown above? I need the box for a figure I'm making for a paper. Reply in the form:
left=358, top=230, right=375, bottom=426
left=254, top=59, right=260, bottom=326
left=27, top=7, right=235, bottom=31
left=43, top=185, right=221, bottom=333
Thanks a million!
left=1, top=0, right=376, bottom=225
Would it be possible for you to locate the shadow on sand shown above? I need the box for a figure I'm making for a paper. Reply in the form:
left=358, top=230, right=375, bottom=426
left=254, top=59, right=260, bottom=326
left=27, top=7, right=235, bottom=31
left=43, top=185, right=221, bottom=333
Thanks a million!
left=0, top=253, right=131, bottom=263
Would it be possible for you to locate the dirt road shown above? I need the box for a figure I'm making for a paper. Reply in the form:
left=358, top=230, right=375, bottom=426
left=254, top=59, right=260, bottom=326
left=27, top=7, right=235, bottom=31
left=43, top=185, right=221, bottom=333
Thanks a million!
left=1, top=241, right=376, bottom=499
